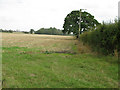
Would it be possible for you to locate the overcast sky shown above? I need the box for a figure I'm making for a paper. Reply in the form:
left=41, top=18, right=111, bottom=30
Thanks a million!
left=0, top=0, right=119, bottom=31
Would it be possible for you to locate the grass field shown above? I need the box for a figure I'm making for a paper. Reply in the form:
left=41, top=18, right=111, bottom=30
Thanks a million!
left=2, top=33, right=118, bottom=88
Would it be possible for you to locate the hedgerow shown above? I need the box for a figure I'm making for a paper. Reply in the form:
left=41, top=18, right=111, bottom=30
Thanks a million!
left=80, top=20, right=120, bottom=55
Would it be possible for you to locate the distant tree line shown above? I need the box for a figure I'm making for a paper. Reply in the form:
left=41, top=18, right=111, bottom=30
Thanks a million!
left=0, top=29, right=13, bottom=33
left=35, top=27, right=63, bottom=35
left=0, top=28, right=64, bottom=35
left=0, top=29, right=30, bottom=34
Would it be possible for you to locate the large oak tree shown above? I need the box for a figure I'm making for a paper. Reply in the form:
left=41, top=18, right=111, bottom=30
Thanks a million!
left=63, top=10, right=100, bottom=37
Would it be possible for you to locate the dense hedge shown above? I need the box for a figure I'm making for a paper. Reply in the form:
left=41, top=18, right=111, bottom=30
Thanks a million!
left=80, top=20, right=120, bottom=55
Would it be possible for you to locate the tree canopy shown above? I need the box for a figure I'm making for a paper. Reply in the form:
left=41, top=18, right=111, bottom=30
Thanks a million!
left=30, top=29, right=34, bottom=34
left=35, top=27, right=63, bottom=35
left=62, top=10, right=100, bottom=37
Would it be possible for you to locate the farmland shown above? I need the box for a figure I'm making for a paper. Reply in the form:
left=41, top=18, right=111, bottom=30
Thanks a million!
left=2, top=33, right=118, bottom=88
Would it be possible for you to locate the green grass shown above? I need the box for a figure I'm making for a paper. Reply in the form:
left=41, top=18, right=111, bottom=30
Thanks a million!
left=2, top=46, right=118, bottom=88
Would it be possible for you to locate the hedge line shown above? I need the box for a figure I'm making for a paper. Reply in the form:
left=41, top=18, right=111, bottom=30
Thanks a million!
left=80, top=20, right=120, bottom=55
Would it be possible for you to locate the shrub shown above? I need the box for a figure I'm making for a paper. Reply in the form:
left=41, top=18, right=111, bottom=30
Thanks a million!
left=80, top=20, right=119, bottom=55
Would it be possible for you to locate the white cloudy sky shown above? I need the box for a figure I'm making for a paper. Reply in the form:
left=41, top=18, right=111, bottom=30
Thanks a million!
left=0, top=0, right=119, bottom=31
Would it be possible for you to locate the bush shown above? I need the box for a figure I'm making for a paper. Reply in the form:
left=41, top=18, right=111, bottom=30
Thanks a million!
left=80, top=20, right=120, bottom=55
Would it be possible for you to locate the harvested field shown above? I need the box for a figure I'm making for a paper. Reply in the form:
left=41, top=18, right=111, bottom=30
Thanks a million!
left=2, top=33, right=76, bottom=52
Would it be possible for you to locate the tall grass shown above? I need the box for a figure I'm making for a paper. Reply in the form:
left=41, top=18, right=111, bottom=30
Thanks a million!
left=80, top=20, right=120, bottom=55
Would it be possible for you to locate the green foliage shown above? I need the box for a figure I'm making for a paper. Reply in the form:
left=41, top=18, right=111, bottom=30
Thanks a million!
left=30, top=29, right=34, bottom=34
left=80, top=20, right=120, bottom=55
left=0, top=29, right=13, bottom=33
left=62, top=10, right=100, bottom=37
left=35, top=27, right=63, bottom=35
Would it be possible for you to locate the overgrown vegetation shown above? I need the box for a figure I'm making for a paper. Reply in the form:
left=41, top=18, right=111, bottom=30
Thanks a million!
left=80, top=20, right=120, bottom=55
